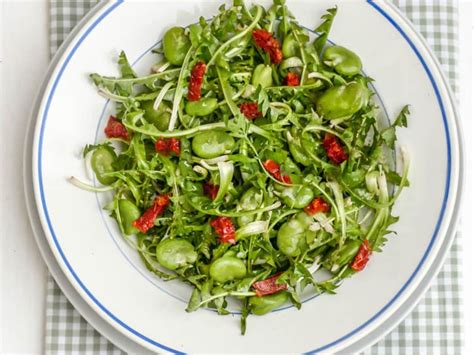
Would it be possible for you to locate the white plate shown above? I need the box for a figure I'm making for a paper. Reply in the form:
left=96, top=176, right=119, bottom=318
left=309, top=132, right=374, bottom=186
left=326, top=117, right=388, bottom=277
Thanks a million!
left=30, top=0, right=463, bottom=353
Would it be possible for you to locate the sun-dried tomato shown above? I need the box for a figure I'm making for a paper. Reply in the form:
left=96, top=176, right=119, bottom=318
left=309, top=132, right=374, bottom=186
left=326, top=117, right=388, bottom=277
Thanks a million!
left=104, top=116, right=129, bottom=141
left=168, top=138, right=180, bottom=155
left=252, top=29, right=283, bottom=64
left=350, top=239, right=372, bottom=272
left=263, top=159, right=292, bottom=184
left=132, top=195, right=170, bottom=233
left=155, top=139, right=169, bottom=153
left=240, top=102, right=262, bottom=120
left=252, top=273, right=287, bottom=297
left=304, top=197, right=330, bottom=216
left=284, top=72, right=300, bottom=86
left=187, top=61, right=206, bottom=101
left=282, top=175, right=292, bottom=184
left=322, top=133, right=348, bottom=164
left=210, top=217, right=236, bottom=244
left=203, top=182, right=219, bottom=200
left=154, top=138, right=180, bottom=156
left=252, top=29, right=273, bottom=48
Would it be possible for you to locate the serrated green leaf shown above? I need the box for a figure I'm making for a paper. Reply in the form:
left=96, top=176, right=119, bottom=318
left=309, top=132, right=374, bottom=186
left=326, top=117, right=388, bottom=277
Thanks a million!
left=118, top=51, right=137, bottom=79
left=186, top=288, right=202, bottom=312
left=381, top=126, right=396, bottom=148
left=313, top=7, right=338, bottom=54
left=394, top=105, right=410, bottom=128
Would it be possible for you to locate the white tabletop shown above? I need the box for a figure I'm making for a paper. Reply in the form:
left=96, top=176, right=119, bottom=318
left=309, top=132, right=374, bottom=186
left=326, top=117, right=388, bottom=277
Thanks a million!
left=0, top=1, right=472, bottom=354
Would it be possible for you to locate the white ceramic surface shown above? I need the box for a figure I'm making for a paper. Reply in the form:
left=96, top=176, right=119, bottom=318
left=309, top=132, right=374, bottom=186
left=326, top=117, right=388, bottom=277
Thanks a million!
left=30, top=0, right=462, bottom=353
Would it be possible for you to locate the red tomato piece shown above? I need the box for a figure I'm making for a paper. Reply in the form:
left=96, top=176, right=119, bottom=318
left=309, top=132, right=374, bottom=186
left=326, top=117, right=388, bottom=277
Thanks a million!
left=263, top=159, right=292, bottom=184
left=284, top=72, right=300, bottom=86
left=240, top=102, right=262, bottom=120
left=210, top=217, right=236, bottom=244
left=304, top=197, right=331, bottom=216
left=268, top=45, right=283, bottom=65
left=132, top=195, right=170, bottom=233
left=350, top=239, right=372, bottom=271
left=155, top=139, right=169, bottom=154
left=155, top=138, right=180, bottom=156
left=252, top=29, right=273, bottom=47
left=104, top=116, right=129, bottom=141
left=262, top=159, right=280, bottom=175
left=203, top=182, right=219, bottom=200
left=282, top=175, right=292, bottom=184
left=322, top=133, right=348, bottom=164
left=252, top=273, right=287, bottom=297
left=252, top=29, right=283, bottom=64
left=187, top=61, right=206, bottom=101
left=168, top=138, right=181, bottom=155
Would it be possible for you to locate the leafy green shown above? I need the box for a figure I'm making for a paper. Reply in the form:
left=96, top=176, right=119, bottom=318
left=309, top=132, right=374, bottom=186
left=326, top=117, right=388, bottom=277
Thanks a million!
left=76, top=0, right=410, bottom=334
left=394, top=105, right=410, bottom=128
left=313, top=6, right=337, bottom=54
left=118, top=51, right=137, bottom=79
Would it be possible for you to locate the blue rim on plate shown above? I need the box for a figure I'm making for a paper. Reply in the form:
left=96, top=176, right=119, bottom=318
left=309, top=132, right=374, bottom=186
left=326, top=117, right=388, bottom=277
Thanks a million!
left=34, top=0, right=452, bottom=353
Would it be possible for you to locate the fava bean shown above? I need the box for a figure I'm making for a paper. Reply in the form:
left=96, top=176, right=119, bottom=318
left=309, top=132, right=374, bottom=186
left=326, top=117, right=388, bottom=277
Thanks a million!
left=288, top=130, right=311, bottom=166
left=237, top=187, right=263, bottom=227
left=91, top=146, right=117, bottom=185
left=156, top=238, right=197, bottom=270
left=323, top=45, right=362, bottom=77
left=210, top=256, right=246, bottom=283
left=282, top=35, right=299, bottom=58
left=295, top=211, right=313, bottom=228
left=249, top=292, right=288, bottom=315
left=252, top=64, right=273, bottom=88
left=192, top=130, right=235, bottom=159
left=118, top=199, right=141, bottom=235
left=163, top=27, right=191, bottom=66
left=277, top=218, right=308, bottom=257
left=142, top=100, right=171, bottom=131
left=289, top=142, right=311, bottom=166
left=316, top=82, right=369, bottom=120
left=280, top=185, right=314, bottom=209
left=185, top=98, right=218, bottom=117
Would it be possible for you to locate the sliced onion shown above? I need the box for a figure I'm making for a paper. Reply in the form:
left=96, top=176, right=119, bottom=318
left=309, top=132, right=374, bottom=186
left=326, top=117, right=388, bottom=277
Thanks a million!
left=214, top=161, right=234, bottom=203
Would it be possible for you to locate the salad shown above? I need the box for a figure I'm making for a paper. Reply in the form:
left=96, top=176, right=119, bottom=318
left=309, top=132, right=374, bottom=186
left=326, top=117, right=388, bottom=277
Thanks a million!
left=72, top=0, right=410, bottom=334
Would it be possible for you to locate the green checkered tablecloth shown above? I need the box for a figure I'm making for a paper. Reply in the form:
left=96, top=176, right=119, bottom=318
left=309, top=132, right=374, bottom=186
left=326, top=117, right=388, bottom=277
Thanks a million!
left=46, top=1, right=462, bottom=353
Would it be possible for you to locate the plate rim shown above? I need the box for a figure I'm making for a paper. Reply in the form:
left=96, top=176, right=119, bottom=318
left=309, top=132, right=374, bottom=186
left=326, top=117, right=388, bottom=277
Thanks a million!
left=30, top=0, right=464, bottom=353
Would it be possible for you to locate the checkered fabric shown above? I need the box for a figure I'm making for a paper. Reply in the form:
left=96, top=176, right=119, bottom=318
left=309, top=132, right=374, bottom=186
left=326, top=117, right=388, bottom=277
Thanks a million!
left=46, top=1, right=462, bottom=353
left=45, top=276, right=125, bottom=354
